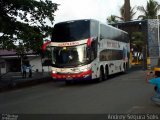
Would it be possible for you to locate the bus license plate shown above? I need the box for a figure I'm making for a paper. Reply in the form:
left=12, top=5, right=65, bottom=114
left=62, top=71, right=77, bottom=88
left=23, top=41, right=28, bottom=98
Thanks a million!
left=66, top=77, right=73, bottom=80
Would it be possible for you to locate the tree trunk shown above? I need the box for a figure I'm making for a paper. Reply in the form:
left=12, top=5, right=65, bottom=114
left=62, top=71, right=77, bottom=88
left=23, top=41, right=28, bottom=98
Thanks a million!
left=124, top=0, right=131, bottom=21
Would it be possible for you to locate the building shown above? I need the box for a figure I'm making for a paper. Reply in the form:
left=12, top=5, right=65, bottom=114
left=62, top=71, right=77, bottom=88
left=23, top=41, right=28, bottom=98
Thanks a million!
left=112, top=19, right=160, bottom=69
left=0, top=49, right=51, bottom=74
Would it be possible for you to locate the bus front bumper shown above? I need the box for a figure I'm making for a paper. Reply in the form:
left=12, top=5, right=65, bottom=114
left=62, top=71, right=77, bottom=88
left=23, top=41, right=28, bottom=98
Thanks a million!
left=51, top=70, right=92, bottom=81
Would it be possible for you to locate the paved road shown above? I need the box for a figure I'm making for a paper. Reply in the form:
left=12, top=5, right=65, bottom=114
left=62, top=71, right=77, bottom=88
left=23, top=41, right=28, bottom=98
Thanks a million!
left=0, top=70, right=160, bottom=114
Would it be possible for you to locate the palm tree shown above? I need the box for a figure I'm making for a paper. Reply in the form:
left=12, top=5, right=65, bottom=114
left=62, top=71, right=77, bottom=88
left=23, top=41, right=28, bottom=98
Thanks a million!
left=107, top=0, right=136, bottom=23
left=119, top=4, right=136, bottom=21
left=137, top=0, right=160, bottom=19
left=124, top=0, right=131, bottom=21
left=107, top=15, right=118, bottom=24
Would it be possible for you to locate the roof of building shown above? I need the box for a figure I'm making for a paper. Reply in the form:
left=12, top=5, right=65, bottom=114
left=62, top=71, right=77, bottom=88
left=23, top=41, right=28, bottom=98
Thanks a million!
left=110, top=20, right=147, bottom=25
left=0, top=49, right=35, bottom=56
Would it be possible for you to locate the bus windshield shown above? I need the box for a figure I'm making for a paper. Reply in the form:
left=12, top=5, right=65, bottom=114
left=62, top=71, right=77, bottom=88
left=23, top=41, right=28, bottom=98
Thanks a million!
left=51, top=44, right=90, bottom=67
left=52, top=20, right=90, bottom=42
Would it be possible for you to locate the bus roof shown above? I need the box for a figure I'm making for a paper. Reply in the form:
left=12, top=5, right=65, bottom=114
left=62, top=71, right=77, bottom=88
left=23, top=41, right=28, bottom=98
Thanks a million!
left=54, top=19, right=98, bottom=25
left=54, top=19, right=128, bottom=34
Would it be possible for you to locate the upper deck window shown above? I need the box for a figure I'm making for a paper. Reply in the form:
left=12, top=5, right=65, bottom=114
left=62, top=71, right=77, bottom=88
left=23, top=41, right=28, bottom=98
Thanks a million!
left=52, top=20, right=90, bottom=42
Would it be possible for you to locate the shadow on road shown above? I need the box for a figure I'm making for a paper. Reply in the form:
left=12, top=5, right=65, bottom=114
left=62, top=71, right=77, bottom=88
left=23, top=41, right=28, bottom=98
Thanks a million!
left=0, top=64, right=146, bottom=92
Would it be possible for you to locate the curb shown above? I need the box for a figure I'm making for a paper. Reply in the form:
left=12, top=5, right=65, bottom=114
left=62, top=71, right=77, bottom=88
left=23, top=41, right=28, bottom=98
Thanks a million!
left=0, top=77, right=53, bottom=93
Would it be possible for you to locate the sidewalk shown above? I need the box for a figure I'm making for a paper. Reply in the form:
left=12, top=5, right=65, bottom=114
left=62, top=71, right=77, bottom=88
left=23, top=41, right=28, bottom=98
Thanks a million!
left=0, top=72, right=52, bottom=92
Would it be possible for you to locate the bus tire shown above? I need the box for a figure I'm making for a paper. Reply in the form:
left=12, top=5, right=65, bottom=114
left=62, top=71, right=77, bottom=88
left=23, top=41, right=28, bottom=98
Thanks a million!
left=98, top=67, right=104, bottom=82
left=105, top=66, right=109, bottom=80
left=123, top=63, right=126, bottom=73
left=126, top=63, right=128, bottom=72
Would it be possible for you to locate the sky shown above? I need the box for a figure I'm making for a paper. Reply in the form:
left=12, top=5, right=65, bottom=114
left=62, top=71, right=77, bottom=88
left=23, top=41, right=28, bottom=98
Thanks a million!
left=52, top=0, right=147, bottom=25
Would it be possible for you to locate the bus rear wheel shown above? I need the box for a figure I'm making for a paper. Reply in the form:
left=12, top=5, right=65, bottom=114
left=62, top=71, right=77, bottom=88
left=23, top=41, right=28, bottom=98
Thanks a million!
left=123, top=63, right=128, bottom=73
left=98, top=69, right=104, bottom=82
left=123, top=63, right=126, bottom=73
left=105, top=69, right=109, bottom=80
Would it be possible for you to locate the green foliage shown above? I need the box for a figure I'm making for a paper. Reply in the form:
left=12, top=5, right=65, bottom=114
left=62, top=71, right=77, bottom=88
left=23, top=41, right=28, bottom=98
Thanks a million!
left=107, top=0, right=136, bottom=23
left=137, top=0, right=160, bottom=19
left=131, top=32, right=144, bottom=61
left=131, top=32, right=144, bottom=52
left=0, top=0, right=59, bottom=54
left=120, top=4, right=136, bottom=21
left=107, top=15, right=118, bottom=24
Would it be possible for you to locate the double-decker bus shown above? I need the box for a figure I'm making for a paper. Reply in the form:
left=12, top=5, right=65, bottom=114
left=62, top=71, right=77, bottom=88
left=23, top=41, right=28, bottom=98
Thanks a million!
left=43, top=19, right=129, bottom=83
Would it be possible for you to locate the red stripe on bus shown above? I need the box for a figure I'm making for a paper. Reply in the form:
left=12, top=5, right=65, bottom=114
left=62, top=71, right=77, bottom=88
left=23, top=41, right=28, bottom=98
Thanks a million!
left=52, top=70, right=92, bottom=79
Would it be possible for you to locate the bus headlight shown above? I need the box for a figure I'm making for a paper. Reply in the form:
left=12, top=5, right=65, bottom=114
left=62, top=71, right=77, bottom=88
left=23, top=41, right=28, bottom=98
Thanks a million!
left=83, top=67, right=91, bottom=72
left=83, top=68, right=89, bottom=72
left=52, top=71, right=57, bottom=74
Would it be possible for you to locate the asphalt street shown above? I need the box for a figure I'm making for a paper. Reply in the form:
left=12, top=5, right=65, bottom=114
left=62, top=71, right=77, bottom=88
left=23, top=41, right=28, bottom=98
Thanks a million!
left=0, top=70, right=160, bottom=114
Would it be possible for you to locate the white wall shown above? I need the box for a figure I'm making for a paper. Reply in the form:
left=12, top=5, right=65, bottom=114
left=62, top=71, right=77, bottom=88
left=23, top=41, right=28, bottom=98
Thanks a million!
left=29, top=56, right=51, bottom=72
left=1, top=68, right=6, bottom=74
left=0, top=59, right=6, bottom=74
left=0, top=56, right=51, bottom=74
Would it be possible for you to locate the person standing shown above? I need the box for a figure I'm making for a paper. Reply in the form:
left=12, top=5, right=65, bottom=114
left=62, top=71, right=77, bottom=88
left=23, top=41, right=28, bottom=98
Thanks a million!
left=22, top=64, right=27, bottom=78
left=28, top=64, right=32, bottom=78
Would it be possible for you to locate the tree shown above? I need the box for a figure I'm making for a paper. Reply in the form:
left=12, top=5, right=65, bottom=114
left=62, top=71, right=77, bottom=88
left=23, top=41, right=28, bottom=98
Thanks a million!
left=0, top=0, right=59, bottom=54
left=107, top=0, right=136, bottom=23
left=124, top=0, right=131, bottom=21
left=107, top=15, right=118, bottom=24
left=120, top=4, right=136, bottom=21
left=137, top=0, right=160, bottom=19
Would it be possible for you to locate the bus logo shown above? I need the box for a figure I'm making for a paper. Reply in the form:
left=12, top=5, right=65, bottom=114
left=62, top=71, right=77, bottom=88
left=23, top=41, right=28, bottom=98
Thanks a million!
left=58, top=42, right=79, bottom=46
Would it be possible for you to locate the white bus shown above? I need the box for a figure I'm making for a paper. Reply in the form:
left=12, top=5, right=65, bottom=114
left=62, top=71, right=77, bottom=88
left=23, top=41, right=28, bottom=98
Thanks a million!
left=44, top=19, right=129, bottom=83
